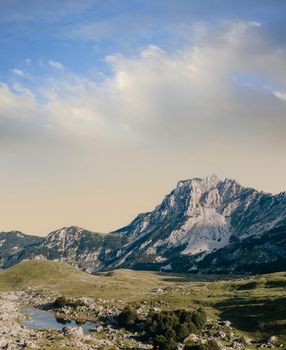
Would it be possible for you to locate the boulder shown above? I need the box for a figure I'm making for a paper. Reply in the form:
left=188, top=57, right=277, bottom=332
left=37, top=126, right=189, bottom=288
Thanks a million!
left=241, top=336, right=252, bottom=345
left=17, top=339, right=29, bottom=348
left=184, top=333, right=199, bottom=343
left=0, top=337, right=9, bottom=348
left=62, top=326, right=84, bottom=336
left=217, top=331, right=227, bottom=339
left=95, top=325, right=104, bottom=332
left=268, top=336, right=279, bottom=345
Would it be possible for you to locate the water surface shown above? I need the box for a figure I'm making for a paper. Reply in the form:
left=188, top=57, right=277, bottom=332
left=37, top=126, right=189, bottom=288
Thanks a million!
left=22, top=306, right=97, bottom=335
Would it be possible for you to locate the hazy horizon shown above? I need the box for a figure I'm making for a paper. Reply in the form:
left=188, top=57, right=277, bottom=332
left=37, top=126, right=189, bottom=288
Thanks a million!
left=1, top=1, right=286, bottom=235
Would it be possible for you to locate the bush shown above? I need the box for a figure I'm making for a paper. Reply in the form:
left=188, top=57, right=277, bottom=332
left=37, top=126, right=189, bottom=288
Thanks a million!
left=145, top=310, right=181, bottom=339
left=192, top=308, right=207, bottom=329
left=184, top=345, right=202, bottom=350
left=205, top=341, right=221, bottom=350
left=174, top=309, right=197, bottom=334
left=117, top=306, right=138, bottom=329
left=184, top=340, right=220, bottom=350
left=176, top=322, right=191, bottom=342
left=154, top=335, right=178, bottom=350
left=54, top=296, right=67, bottom=308
left=145, top=308, right=207, bottom=349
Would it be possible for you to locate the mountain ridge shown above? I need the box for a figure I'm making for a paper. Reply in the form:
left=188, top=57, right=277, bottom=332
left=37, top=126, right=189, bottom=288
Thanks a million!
left=1, top=175, right=286, bottom=274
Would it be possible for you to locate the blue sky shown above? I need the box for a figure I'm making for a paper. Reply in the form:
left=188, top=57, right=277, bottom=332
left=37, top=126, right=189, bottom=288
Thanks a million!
left=0, top=1, right=286, bottom=234
left=1, top=0, right=286, bottom=81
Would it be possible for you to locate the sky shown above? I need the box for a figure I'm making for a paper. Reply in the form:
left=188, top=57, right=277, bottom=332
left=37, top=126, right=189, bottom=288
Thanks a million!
left=0, top=0, right=286, bottom=235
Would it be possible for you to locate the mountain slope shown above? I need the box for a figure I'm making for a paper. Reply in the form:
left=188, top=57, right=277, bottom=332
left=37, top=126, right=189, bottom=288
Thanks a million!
left=0, top=260, right=85, bottom=289
left=197, top=224, right=286, bottom=274
left=0, top=231, right=43, bottom=265
left=106, top=175, right=286, bottom=272
left=2, top=176, right=286, bottom=274
left=3, top=226, right=125, bottom=273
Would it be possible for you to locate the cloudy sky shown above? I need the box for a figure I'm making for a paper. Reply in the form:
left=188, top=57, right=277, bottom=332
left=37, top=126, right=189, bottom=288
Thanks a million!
left=0, top=0, right=286, bottom=235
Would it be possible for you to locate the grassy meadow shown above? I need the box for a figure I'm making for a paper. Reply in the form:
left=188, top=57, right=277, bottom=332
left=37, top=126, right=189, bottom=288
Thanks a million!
left=0, top=260, right=285, bottom=345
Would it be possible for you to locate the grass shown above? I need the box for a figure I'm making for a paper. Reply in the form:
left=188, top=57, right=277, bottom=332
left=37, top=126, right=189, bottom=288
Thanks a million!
left=0, top=260, right=285, bottom=344
left=0, top=260, right=85, bottom=289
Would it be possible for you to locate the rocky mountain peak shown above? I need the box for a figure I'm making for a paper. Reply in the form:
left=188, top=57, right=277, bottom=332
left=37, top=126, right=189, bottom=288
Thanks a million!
left=176, top=174, right=220, bottom=192
left=1, top=175, right=285, bottom=274
left=41, top=226, right=87, bottom=252
left=168, top=176, right=240, bottom=216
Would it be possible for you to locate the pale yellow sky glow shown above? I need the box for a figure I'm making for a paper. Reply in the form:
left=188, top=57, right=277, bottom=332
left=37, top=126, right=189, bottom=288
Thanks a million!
left=1, top=20, right=286, bottom=236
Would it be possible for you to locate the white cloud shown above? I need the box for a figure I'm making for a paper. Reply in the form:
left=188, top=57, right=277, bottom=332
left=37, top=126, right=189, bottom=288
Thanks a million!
left=0, top=83, right=35, bottom=114
left=48, top=60, right=65, bottom=70
left=1, top=21, right=286, bottom=153
left=10, top=68, right=31, bottom=79
left=273, top=90, right=286, bottom=102
left=12, top=84, right=34, bottom=97
left=140, top=45, right=166, bottom=59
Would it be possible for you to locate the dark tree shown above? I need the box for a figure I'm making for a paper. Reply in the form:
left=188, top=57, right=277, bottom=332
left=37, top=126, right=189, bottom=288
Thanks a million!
left=117, top=306, right=138, bottom=329
left=54, top=296, right=67, bottom=308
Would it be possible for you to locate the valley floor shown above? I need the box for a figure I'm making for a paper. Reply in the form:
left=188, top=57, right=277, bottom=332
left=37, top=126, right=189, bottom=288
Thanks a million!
left=0, top=261, right=285, bottom=350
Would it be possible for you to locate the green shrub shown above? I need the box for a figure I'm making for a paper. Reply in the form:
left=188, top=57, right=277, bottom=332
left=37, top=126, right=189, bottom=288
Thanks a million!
left=176, top=322, right=191, bottom=342
left=192, top=308, right=207, bottom=329
left=154, top=335, right=178, bottom=350
left=174, top=309, right=197, bottom=334
left=54, top=296, right=67, bottom=308
left=184, top=340, right=220, bottom=350
left=117, top=306, right=138, bottom=329
left=145, top=308, right=207, bottom=349
left=145, top=310, right=181, bottom=339
left=184, top=345, right=202, bottom=350
left=205, top=340, right=221, bottom=350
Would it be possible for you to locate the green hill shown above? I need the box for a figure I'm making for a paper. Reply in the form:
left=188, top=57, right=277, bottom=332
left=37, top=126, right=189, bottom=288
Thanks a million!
left=0, top=260, right=85, bottom=289
left=0, top=260, right=168, bottom=299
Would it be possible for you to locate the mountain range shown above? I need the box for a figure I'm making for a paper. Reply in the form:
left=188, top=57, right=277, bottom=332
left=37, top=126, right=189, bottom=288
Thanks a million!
left=1, top=175, right=286, bottom=274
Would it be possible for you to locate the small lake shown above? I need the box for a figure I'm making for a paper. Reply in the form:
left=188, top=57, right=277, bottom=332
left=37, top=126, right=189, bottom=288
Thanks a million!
left=21, top=307, right=98, bottom=335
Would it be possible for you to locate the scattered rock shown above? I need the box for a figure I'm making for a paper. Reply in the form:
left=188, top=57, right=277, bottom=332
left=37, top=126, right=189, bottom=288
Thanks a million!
left=241, top=336, right=252, bottom=345
left=184, top=333, right=199, bottom=343
left=62, top=326, right=84, bottom=336
left=94, top=325, right=104, bottom=332
left=227, top=332, right=235, bottom=340
left=217, top=331, right=227, bottom=339
left=221, top=320, right=232, bottom=327
left=268, top=336, right=279, bottom=345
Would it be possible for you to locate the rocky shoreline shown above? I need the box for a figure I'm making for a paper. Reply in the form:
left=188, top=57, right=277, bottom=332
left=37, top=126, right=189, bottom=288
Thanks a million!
left=0, top=290, right=152, bottom=349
